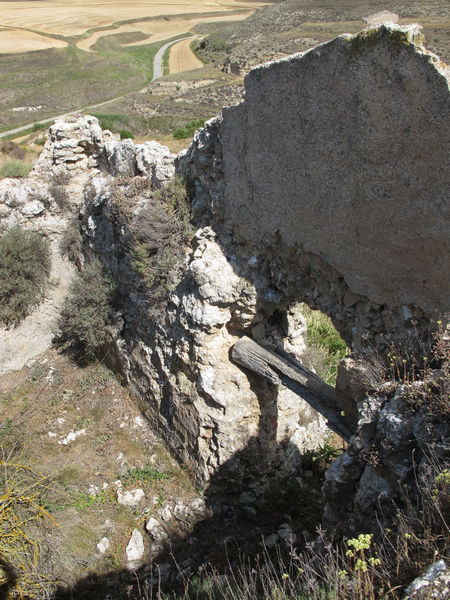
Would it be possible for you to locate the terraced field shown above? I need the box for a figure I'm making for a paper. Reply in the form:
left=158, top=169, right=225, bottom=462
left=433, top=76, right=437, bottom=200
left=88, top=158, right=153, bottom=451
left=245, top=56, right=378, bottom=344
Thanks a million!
left=0, top=0, right=267, bottom=131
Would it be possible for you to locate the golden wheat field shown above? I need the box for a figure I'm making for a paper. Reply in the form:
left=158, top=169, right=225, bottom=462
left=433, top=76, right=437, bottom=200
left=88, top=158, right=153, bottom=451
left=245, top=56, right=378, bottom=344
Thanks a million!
left=0, top=0, right=267, bottom=52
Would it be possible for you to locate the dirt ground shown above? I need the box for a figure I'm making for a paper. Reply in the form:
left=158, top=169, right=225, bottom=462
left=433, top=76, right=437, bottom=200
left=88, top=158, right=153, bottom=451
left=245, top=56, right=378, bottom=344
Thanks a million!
left=0, top=27, right=67, bottom=53
left=0, top=349, right=199, bottom=592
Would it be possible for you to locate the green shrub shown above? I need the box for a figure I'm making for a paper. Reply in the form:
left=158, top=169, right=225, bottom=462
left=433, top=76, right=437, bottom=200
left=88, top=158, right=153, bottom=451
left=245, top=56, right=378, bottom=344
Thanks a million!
left=92, top=112, right=130, bottom=133
left=56, top=258, right=115, bottom=363
left=119, top=129, right=134, bottom=140
left=173, top=119, right=206, bottom=139
left=124, top=466, right=169, bottom=484
left=34, top=136, right=46, bottom=147
left=0, top=159, right=32, bottom=179
left=0, top=227, right=51, bottom=327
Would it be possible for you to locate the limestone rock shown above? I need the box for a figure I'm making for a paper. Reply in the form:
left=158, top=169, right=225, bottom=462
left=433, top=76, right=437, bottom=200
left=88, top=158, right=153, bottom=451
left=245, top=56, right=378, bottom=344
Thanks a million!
left=116, top=488, right=145, bottom=506
left=103, top=139, right=136, bottom=177
left=179, top=23, right=449, bottom=351
left=145, top=517, right=168, bottom=542
left=404, top=560, right=450, bottom=600
left=126, top=529, right=145, bottom=569
left=96, top=537, right=110, bottom=554
left=135, top=141, right=175, bottom=188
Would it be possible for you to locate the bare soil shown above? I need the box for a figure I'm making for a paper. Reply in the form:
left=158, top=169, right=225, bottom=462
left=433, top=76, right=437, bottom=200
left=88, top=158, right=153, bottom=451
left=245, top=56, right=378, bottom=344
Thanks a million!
left=0, top=349, right=198, bottom=593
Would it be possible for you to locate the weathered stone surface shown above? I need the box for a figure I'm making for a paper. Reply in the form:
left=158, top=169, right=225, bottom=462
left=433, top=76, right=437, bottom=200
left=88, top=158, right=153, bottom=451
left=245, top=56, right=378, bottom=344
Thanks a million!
left=405, top=560, right=450, bottom=600
left=222, top=23, right=449, bottom=315
left=103, top=139, right=136, bottom=177
left=82, top=182, right=328, bottom=490
left=179, top=24, right=450, bottom=352
left=126, top=529, right=145, bottom=569
left=135, top=141, right=175, bottom=188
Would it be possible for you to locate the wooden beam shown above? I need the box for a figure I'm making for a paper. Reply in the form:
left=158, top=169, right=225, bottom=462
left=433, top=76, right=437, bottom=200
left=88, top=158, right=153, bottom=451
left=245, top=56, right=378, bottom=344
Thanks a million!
left=231, top=336, right=356, bottom=441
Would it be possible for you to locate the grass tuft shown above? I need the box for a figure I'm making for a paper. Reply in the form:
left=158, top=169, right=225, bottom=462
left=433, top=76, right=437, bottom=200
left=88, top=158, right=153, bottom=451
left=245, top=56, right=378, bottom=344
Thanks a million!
left=302, top=307, right=349, bottom=385
left=0, top=159, right=32, bottom=179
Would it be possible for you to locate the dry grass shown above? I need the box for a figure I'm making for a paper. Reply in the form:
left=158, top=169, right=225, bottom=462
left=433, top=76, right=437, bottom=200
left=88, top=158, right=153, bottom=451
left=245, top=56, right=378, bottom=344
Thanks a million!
left=0, top=446, right=56, bottom=599
left=0, top=351, right=198, bottom=596
left=0, top=1, right=267, bottom=37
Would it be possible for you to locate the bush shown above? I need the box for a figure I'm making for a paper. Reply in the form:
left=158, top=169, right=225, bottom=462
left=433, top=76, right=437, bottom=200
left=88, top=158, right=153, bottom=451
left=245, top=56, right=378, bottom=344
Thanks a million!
left=59, top=218, right=83, bottom=266
left=119, top=129, right=134, bottom=139
left=0, top=446, right=55, bottom=599
left=173, top=119, right=206, bottom=139
left=0, top=141, right=25, bottom=160
left=0, top=159, right=32, bottom=179
left=0, top=226, right=51, bottom=327
left=130, top=176, right=193, bottom=306
left=56, top=258, right=115, bottom=363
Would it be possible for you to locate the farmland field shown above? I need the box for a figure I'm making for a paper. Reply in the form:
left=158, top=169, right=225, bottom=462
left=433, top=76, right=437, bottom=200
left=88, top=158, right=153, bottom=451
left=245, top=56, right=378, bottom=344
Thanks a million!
left=0, top=0, right=267, bottom=132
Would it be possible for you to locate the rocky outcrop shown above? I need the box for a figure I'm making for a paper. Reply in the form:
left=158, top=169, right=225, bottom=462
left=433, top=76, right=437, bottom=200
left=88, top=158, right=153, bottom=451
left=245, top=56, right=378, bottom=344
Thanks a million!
left=81, top=177, right=328, bottom=490
left=1, top=24, right=448, bottom=526
left=0, top=115, right=175, bottom=375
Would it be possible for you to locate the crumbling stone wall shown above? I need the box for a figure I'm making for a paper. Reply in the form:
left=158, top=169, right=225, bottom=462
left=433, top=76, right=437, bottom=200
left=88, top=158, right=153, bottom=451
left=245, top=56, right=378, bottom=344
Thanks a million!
left=177, top=23, right=450, bottom=523
left=179, top=23, right=450, bottom=352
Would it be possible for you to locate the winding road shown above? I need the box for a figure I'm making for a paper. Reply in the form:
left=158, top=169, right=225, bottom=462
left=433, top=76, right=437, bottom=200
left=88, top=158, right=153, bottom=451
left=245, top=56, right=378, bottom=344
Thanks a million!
left=0, top=35, right=191, bottom=140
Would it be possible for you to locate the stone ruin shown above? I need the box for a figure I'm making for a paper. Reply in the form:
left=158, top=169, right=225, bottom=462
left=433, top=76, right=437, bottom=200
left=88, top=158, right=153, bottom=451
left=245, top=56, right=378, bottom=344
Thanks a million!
left=0, top=23, right=449, bottom=524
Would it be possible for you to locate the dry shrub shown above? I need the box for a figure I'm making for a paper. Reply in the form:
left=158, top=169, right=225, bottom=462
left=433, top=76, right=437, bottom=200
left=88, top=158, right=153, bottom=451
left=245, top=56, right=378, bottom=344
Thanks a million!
left=0, top=445, right=56, bottom=599
left=56, top=258, right=115, bottom=364
left=0, top=141, right=25, bottom=160
left=108, top=176, right=193, bottom=310
left=0, top=227, right=51, bottom=327
left=0, top=160, right=32, bottom=179
left=49, top=171, right=70, bottom=212
left=59, top=218, right=83, bottom=267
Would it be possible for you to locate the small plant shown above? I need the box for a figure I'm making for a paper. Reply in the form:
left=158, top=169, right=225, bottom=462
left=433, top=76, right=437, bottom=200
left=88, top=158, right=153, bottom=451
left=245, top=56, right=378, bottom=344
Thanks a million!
left=0, top=446, right=56, bottom=599
left=59, top=218, right=83, bottom=265
left=0, top=226, right=51, bottom=327
left=49, top=170, right=70, bottom=212
left=56, top=258, right=115, bottom=363
left=124, top=466, right=169, bottom=484
left=302, top=307, right=349, bottom=385
left=0, top=159, right=32, bottom=179
left=124, top=176, right=193, bottom=310
left=34, top=136, right=46, bottom=147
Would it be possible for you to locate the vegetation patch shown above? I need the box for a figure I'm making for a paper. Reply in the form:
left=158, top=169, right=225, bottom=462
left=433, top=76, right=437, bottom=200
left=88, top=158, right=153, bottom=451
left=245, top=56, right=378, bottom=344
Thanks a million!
left=0, top=141, right=25, bottom=160
left=0, top=226, right=51, bottom=327
left=56, top=258, right=115, bottom=363
left=173, top=118, right=205, bottom=139
left=92, top=112, right=131, bottom=134
left=49, top=170, right=70, bottom=212
left=302, top=307, right=349, bottom=385
left=0, top=159, right=32, bottom=179
left=0, top=447, right=56, bottom=600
